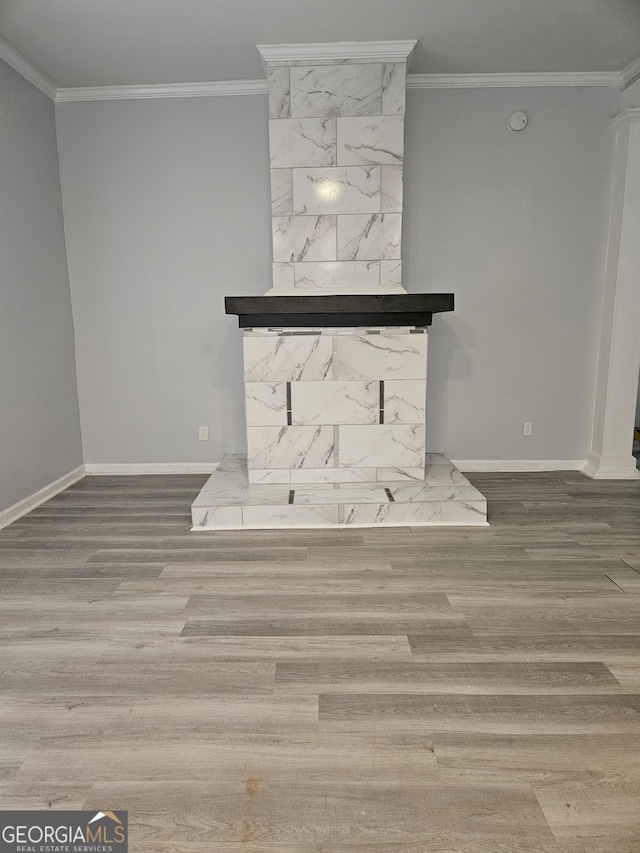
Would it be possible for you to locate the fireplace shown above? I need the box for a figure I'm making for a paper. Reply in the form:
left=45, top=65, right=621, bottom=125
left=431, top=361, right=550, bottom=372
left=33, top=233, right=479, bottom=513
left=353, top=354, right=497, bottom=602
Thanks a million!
left=191, top=41, right=487, bottom=528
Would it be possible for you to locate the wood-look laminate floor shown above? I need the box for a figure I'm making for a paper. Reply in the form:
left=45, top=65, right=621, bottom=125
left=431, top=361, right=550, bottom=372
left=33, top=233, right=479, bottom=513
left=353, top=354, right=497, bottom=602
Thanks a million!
left=1, top=471, right=639, bottom=852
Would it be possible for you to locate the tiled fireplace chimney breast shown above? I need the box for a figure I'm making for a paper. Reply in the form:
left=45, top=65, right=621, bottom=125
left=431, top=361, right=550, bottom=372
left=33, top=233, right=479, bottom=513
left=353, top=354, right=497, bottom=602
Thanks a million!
left=259, top=41, right=417, bottom=294
left=191, top=42, right=487, bottom=527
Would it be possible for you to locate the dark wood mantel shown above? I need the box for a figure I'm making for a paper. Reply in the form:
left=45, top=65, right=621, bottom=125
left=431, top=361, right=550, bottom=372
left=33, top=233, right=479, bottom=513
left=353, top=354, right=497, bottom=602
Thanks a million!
left=225, top=293, right=454, bottom=328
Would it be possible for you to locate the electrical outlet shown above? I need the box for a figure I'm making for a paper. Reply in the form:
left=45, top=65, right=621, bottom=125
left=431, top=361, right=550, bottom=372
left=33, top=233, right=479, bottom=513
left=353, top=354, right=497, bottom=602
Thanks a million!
left=522, top=421, right=533, bottom=437
left=198, top=425, right=209, bottom=441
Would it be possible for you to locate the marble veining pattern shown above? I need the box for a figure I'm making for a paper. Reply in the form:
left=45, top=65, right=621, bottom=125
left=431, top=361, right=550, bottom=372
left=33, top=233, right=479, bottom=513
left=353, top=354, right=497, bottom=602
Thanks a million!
left=338, top=424, right=426, bottom=468
left=271, top=169, right=293, bottom=215
left=264, top=52, right=411, bottom=295
left=270, top=118, right=337, bottom=168
left=294, top=260, right=379, bottom=291
left=381, top=166, right=403, bottom=213
left=231, top=51, right=449, bottom=502
left=336, top=333, right=428, bottom=380
left=381, top=63, right=406, bottom=115
left=376, top=467, right=424, bottom=481
left=380, top=260, right=403, bottom=290
left=424, top=461, right=468, bottom=486
left=289, top=64, right=382, bottom=118
left=389, top=483, right=485, bottom=503
left=242, top=504, right=340, bottom=527
left=337, top=116, right=404, bottom=166
left=343, top=502, right=442, bottom=525
left=273, top=215, right=337, bottom=262
left=292, top=166, right=381, bottom=215
left=247, top=426, right=335, bottom=469
left=293, top=485, right=390, bottom=505
left=337, top=213, right=401, bottom=261
left=383, top=379, right=427, bottom=424
left=291, top=380, right=379, bottom=425
left=290, top=468, right=376, bottom=483
left=244, top=382, right=287, bottom=426
left=192, top=506, right=243, bottom=528
left=271, top=262, right=295, bottom=291
left=267, top=66, right=291, bottom=119
left=243, top=334, right=333, bottom=382
left=248, top=469, right=292, bottom=485
left=441, top=501, right=488, bottom=523
left=192, top=455, right=488, bottom=529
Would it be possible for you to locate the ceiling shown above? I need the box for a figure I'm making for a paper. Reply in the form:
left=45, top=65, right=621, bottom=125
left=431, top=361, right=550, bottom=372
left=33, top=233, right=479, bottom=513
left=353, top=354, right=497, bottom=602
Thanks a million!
left=1, top=0, right=640, bottom=90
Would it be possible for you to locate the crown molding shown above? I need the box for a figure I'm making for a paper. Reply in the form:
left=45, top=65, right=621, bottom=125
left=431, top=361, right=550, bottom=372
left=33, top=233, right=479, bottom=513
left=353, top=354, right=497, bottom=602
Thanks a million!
left=56, top=78, right=267, bottom=102
left=611, top=107, right=640, bottom=129
left=621, top=57, right=640, bottom=89
left=0, top=35, right=57, bottom=100
left=2, top=33, right=636, bottom=104
left=56, top=69, right=628, bottom=103
left=257, top=40, right=418, bottom=70
left=408, top=71, right=622, bottom=89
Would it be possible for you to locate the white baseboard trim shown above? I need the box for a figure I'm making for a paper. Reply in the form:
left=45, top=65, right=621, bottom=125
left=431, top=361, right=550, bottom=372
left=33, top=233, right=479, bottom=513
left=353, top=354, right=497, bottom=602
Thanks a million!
left=84, top=463, right=220, bottom=475
left=451, top=459, right=588, bottom=473
left=582, top=453, right=640, bottom=480
left=0, top=465, right=86, bottom=530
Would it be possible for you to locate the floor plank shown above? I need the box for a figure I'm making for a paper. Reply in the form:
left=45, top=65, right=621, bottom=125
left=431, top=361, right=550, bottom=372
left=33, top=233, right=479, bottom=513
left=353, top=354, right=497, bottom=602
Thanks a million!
left=0, top=470, right=638, bottom=851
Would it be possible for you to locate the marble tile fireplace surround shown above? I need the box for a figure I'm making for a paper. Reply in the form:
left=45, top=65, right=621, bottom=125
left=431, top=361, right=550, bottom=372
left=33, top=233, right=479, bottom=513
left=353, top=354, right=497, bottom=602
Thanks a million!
left=191, top=40, right=487, bottom=529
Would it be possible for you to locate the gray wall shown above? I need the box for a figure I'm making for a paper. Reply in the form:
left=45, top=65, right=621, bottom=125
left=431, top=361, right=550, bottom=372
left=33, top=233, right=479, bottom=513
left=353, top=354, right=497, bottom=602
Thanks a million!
left=0, top=59, right=83, bottom=513
left=56, top=85, right=618, bottom=465
left=404, top=86, right=618, bottom=461
left=56, top=96, right=271, bottom=464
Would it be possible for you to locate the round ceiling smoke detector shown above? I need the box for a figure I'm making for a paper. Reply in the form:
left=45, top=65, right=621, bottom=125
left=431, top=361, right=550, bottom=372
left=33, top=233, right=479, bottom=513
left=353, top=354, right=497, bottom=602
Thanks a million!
left=508, top=111, right=528, bottom=131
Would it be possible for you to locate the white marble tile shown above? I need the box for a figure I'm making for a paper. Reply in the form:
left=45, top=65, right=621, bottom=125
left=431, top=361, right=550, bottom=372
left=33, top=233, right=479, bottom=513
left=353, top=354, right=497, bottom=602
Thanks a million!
left=290, top=64, right=382, bottom=118
left=194, top=482, right=292, bottom=506
left=292, top=166, right=381, bottom=215
left=337, top=116, right=404, bottom=166
left=336, top=333, right=427, bottom=380
left=293, top=485, right=389, bottom=505
left=441, top=500, right=488, bottom=525
left=270, top=118, right=336, bottom=168
left=383, top=379, right=426, bottom=424
left=381, top=63, right=406, bottom=115
left=248, top=469, right=291, bottom=484
left=376, top=467, right=425, bottom=481
left=424, top=462, right=468, bottom=487
left=290, top=467, right=376, bottom=483
left=267, top=66, right=290, bottom=118
left=294, top=260, right=379, bottom=291
left=381, top=166, right=403, bottom=213
left=343, top=501, right=442, bottom=525
left=190, top=455, right=488, bottom=529
left=337, top=213, right=401, bottom=261
left=247, top=425, right=334, bottom=469
left=291, top=380, right=378, bottom=425
left=192, top=457, right=246, bottom=499
left=192, top=506, right=243, bottom=528
left=389, top=483, right=484, bottom=503
left=244, top=382, right=287, bottom=426
left=272, top=215, right=336, bottom=263
left=271, top=262, right=295, bottom=291
left=271, top=169, right=293, bottom=216
left=339, top=424, right=426, bottom=468
left=380, top=260, right=403, bottom=290
left=243, top=334, right=333, bottom=381
left=243, top=504, right=339, bottom=527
